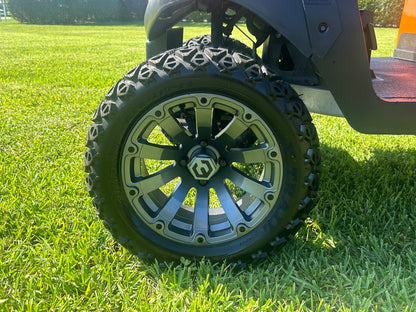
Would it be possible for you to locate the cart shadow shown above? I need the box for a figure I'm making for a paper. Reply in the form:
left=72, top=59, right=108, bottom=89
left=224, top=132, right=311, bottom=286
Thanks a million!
left=274, top=143, right=416, bottom=261
left=144, top=144, right=416, bottom=292
left=313, top=143, right=416, bottom=241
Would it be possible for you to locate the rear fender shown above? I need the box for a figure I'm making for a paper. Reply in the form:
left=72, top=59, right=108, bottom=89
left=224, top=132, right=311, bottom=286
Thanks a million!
left=145, top=0, right=197, bottom=41
left=145, top=0, right=342, bottom=58
left=145, top=0, right=416, bottom=134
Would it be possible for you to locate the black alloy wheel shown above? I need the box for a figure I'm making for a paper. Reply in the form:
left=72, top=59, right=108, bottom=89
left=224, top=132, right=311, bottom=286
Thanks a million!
left=85, top=45, right=320, bottom=262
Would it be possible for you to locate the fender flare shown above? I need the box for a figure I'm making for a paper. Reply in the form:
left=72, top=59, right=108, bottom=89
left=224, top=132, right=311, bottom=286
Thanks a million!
left=145, top=0, right=343, bottom=58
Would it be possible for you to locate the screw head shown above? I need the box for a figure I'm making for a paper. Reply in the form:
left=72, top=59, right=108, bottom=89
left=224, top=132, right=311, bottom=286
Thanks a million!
left=155, top=222, right=163, bottom=230
left=319, top=23, right=329, bottom=33
left=196, top=236, right=205, bottom=244
left=238, top=225, right=247, bottom=233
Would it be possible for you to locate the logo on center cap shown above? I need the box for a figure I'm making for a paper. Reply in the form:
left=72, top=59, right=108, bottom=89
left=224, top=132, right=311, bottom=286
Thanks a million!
left=188, top=155, right=217, bottom=180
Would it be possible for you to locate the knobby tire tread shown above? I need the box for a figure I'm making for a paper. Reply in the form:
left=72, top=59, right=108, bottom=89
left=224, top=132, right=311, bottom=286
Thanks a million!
left=85, top=44, right=320, bottom=263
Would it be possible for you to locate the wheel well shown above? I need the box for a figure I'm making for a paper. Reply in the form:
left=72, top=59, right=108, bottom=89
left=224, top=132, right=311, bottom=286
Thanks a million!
left=215, top=4, right=319, bottom=86
left=145, top=0, right=319, bottom=86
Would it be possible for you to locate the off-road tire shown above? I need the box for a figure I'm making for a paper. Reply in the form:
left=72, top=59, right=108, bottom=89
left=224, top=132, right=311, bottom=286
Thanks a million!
left=183, top=34, right=254, bottom=56
left=85, top=45, right=320, bottom=262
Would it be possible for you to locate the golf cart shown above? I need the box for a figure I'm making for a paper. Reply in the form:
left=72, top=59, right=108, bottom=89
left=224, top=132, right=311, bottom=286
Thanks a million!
left=85, top=0, right=416, bottom=262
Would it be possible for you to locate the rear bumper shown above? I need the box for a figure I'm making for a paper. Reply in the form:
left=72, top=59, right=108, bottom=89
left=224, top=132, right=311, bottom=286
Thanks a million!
left=394, top=33, right=416, bottom=62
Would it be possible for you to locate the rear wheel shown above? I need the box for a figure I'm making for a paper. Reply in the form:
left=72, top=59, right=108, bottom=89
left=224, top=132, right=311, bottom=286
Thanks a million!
left=183, top=34, right=254, bottom=56
left=85, top=46, right=320, bottom=262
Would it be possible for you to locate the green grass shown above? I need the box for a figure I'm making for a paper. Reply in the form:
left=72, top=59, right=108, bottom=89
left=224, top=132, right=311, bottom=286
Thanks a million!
left=372, top=28, right=400, bottom=57
left=1, top=20, right=416, bottom=311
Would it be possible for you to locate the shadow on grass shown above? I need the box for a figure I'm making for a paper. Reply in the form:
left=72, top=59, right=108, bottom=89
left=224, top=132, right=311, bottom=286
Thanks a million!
left=139, top=144, right=416, bottom=309
left=310, top=143, right=416, bottom=248
left=268, top=143, right=416, bottom=282
left=150, top=144, right=415, bottom=265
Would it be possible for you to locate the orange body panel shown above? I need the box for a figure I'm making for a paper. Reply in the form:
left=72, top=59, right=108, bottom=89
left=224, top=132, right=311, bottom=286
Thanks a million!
left=397, top=0, right=416, bottom=45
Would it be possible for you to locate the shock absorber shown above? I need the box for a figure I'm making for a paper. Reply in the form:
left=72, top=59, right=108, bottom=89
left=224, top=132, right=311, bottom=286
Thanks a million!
left=210, top=0, right=223, bottom=48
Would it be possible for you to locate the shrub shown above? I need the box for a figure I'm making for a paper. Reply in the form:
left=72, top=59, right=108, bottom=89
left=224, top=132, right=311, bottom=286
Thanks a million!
left=8, top=0, right=405, bottom=26
left=358, top=0, right=405, bottom=27
left=119, top=0, right=147, bottom=22
left=8, top=0, right=147, bottom=24
left=184, top=11, right=211, bottom=23
left=183, top=1, right=406, bottom=27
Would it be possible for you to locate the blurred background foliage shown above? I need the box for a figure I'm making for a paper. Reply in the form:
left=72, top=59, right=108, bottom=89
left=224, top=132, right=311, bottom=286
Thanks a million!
left=7, top=0, right=147, bottom=24
left=358, top=0, right=405, bottom=26
left=4, top=0, right=406, bottom=26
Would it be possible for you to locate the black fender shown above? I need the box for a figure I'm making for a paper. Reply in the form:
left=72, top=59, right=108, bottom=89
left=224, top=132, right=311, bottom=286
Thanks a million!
left=144, top=0, right=416, bottom=134
left=145, top=0, right=342, bottom=58
left=145, top=0, right=197, bottom=41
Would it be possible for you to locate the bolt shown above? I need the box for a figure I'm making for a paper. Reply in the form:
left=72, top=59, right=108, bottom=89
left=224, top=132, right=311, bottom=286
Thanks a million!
left=319, top=23, right=328, bottom=33
left=219, top=158, right=227, bottom=167
left=200, top=140, right=208, bottom=147
left=196, top=236, right=205, bottom=244
left=199, top=180, right=208, bottom=186
left=179, top=159, right=188, bottom=167
left=238, top=225, right=247, bottom=233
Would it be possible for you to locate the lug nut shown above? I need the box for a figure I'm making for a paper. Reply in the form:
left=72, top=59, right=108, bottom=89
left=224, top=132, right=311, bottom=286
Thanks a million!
left=219, top=158, right=227, bottom=167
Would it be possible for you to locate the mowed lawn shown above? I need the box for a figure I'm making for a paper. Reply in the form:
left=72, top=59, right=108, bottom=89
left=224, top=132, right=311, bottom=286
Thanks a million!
left=1, top=20, right=416, bottom=311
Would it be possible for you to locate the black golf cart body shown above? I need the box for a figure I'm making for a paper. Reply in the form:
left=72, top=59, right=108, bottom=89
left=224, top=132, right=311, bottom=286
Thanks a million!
left=145, top=0, right=416, bottom=134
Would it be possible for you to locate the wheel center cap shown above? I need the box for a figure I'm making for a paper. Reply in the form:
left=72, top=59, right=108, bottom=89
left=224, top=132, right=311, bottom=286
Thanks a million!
left=187, top=146, right=219, bottom=181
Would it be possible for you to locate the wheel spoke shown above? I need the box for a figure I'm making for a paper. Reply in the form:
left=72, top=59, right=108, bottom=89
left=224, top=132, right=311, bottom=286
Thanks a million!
left=158, top=180, right=191, bottom=222
left=133, top=165, right=181, bottom=195
left=226, top=167, right=271, bottom=201
left=195, top=108, right=213, bottom=139
left=226, top=144, right=268, bottom=163
left=158, top=113, right=193, bottom=144
left=215, top=116, right=248, bottom=146
left=138, top=140, right=182, bottom=160
left=215, top=183, right=244, bottom=225
left=193, top=187, right=209, bottom=233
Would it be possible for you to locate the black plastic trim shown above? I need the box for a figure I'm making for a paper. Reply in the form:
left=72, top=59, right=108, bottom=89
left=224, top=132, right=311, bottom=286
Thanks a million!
left=312, top=1, right=416, bottom=134
left=145, top=0, right=197, bottom=41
